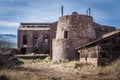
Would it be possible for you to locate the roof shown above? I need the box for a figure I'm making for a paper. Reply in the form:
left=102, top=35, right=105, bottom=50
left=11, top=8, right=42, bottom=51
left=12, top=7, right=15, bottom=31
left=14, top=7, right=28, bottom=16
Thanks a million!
left=18, top=22, right=53, bottom=30
left=93, top=22, right=115, bottom=28
left=102, top=29, right=120, bottom=38
left=21, top=22, right=52, bottom=25
left=76, top=29, right=120, bottom=50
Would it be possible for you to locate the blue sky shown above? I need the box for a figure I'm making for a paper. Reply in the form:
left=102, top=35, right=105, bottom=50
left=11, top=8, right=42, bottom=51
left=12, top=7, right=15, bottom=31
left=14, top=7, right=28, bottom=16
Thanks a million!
left=0, top=0, right=120, bottom=35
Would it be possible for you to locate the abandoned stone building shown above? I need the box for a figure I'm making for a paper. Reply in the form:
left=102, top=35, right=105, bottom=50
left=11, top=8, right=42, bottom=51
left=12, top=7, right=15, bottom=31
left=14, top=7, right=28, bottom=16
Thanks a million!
left=18, top=23, right=52, bottom=54
left=18, top=12, right=120, bottom=66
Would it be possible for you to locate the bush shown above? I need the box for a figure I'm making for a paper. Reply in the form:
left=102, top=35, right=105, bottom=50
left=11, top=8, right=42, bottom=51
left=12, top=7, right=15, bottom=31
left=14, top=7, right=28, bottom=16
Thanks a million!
left=0, top=54, right=23, bottom=67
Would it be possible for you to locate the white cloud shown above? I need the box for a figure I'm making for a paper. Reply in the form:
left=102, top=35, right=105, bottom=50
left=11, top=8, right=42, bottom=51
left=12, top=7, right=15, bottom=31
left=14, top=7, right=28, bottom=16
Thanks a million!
left=0, top=31, right=17, bottom=34
left=0, top=20, right=19, bottom=27
left=0, top=0, right=119, bottom=28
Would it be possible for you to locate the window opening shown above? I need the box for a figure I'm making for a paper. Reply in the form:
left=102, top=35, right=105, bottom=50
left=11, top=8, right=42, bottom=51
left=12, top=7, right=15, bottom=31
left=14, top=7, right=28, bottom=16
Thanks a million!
left=44, top=36, right=49, bottom=44
left=33, top=34, right=38, bottom=45
left=99, top=52, right=108, bottom=58
left=23, top=35, right=27, bottom=45
left=33, top=47, right=39, bottom=53
left=64, top=31, right=68, bottom=38
left=22, top=26, right=25, bottom=28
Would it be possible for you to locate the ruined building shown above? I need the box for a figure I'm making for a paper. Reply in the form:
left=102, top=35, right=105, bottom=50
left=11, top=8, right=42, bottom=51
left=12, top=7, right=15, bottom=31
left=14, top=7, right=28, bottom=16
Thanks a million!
left=76, top=30, right=120, bottom=66
left=18, top=12, right=120, bottom=66
left=18, top=23, right=52, bottom=54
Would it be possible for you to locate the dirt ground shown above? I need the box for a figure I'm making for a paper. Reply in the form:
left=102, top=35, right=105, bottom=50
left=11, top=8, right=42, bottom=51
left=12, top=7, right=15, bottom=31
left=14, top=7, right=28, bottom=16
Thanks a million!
left=0, top=54, right=120, bottom=80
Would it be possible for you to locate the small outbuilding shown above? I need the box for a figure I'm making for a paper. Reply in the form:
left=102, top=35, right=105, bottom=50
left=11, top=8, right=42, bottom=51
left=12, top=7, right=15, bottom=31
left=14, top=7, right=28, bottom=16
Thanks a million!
left=76, top=30, right=120, bottom=66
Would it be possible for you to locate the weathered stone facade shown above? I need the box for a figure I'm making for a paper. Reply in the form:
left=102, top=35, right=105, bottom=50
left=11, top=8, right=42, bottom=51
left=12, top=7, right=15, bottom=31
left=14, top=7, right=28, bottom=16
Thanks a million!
left=50, top=22, right=57, bottom=58
left=52, top=12, right=96, bottom=60
left=18, top=23, right=52, bottom=54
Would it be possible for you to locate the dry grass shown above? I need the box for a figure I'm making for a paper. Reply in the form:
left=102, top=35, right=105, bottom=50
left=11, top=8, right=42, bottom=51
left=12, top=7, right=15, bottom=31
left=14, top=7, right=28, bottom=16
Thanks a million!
left=99, top=59, right=120, bottom=75
left=1, top=54, right=120, bottom=80
left=0, top=56, right=98, bottom=80
left=0, top=69, right=50, bottom=80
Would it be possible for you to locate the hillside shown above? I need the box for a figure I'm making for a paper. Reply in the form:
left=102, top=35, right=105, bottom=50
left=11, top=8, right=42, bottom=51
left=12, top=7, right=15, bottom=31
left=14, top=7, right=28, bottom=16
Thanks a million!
left=0, top=34, right=17, bottom=48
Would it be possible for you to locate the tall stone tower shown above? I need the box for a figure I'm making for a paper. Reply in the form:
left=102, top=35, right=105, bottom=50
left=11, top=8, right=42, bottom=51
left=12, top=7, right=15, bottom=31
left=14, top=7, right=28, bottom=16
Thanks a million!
left=52, top=12, right=96, bottom=60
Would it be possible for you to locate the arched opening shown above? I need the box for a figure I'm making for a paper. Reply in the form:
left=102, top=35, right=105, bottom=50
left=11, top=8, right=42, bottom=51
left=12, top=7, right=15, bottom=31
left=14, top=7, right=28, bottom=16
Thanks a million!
left=33, top=34, right=38, bottom=45
left=23, top=35, right=27, bottom=45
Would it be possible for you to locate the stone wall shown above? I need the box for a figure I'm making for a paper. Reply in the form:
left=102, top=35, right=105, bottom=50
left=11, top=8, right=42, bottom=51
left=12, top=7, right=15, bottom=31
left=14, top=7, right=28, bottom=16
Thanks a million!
left=77, top=45, right=99, bottom=66
left=18, top=30, right=50, bottom=54
left=50, top=22, right=57, bottom=58
left=80, top=58, right=98, bottom=66
left=56, top=13, right=96, bottom=40
left=93, top=22, right=115, bottom=39
left=52, top=39, right=76, bottom=60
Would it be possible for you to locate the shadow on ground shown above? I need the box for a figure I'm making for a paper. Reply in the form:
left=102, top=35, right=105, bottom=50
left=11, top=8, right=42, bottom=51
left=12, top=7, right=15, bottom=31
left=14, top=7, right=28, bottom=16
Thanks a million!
left=0, top=54, right=23, bottom=68
left=0, top=75, right=10, bottom=80
left=16, top=54, right=48, bottom=60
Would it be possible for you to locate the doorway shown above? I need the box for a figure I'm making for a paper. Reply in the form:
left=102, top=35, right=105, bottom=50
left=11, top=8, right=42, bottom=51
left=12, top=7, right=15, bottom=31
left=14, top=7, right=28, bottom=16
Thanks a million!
left=21, top=48, right=26, bottom=54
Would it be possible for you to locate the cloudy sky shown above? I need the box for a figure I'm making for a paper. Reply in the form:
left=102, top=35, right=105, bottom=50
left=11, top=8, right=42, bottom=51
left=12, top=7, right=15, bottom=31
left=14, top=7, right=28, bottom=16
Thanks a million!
left=0, top=0, right=120, bottom=34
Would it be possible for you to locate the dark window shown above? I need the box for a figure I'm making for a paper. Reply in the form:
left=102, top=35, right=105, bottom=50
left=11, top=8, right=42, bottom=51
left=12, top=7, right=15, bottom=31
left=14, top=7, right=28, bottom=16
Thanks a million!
left=112, top=38, right=116, bottom=44
left=22, top=26, right=25, bottom=28
left=85, top=54, right=88, bottom=61
left=101, top=46, right=105, bottom=50
left=64, top=31, right=68, bottom=38
left=36, top=26, right=49, bottom=28
left=31, top=26, right=35, bottom=28
left=27, top=26, right=30, bottom=28
left=103, top=40, right=108, bottom=44
left=33, top=34, right=38, bottom=45
left=23, top=35, right=27, bottom=45
left=99, top=52, right=108, bottom=58
left=21, top=48, right=26, bottom=54
left=33, top=47, right=39, bottom=53
left=115, top=46, right=120, bottom=51
left=116, top=36, right=120, bottom=44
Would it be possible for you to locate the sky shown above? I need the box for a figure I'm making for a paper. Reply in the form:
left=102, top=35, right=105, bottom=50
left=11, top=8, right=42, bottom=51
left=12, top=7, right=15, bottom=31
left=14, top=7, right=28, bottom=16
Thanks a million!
left=0, top=0, right=120, bottom=35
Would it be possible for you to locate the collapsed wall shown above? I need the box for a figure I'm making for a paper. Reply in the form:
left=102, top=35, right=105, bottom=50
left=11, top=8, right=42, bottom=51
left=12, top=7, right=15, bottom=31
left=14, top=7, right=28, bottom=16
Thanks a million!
left=52, top=12, right=96, bottom=60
